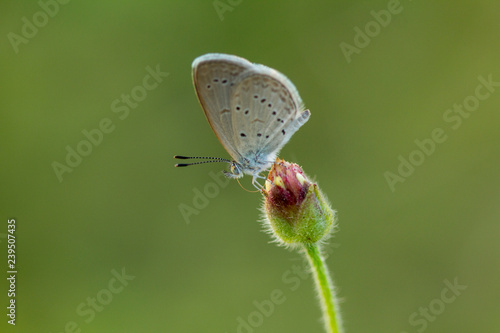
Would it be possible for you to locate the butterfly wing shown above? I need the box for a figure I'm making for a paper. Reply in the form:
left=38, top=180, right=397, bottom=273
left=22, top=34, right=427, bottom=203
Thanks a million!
left=229, top=65, right=310, bottom=170
left=192, top=54, right=253, bottom=162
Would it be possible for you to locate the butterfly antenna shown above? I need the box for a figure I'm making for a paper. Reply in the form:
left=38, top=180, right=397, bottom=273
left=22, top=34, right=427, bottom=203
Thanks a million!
left=174, top=155, right=232, bottom=167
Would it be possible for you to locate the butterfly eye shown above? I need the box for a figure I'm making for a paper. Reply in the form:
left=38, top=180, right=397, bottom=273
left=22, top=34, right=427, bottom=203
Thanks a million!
left=230, top=163, right=241, bottom=175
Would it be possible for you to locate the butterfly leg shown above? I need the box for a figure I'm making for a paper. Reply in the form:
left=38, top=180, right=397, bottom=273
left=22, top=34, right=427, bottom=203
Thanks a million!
left=251, top=175, right=266, bottom=190
left=250, top=169, right=269, bottom=190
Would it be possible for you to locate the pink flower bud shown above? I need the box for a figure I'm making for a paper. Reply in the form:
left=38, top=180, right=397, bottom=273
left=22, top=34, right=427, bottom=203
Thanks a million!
left=262, top=159, right=336, bottom=246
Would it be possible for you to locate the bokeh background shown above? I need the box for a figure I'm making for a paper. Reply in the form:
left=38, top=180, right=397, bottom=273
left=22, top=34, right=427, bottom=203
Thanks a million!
left=1, top=1, right=499, bottom=332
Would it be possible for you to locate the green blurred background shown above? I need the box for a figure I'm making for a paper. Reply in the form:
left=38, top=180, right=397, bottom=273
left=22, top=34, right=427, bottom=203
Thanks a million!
left=1, top=1, right=499, bottom=332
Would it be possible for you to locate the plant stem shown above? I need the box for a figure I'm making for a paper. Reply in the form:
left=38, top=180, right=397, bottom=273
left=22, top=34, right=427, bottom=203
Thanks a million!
left=303, top=243, right=342, bottom=333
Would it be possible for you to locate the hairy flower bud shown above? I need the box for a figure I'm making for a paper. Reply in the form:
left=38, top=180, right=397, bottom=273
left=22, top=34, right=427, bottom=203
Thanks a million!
left=262, top=159, right=336, bottom=246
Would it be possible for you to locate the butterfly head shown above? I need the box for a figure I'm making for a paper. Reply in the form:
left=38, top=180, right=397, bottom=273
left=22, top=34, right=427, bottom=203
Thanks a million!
left=223, top=161, right=244, bottom=179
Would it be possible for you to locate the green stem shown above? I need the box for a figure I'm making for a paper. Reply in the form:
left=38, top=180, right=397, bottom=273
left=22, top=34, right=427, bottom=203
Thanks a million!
left=303, top=243, right=342, bottom=333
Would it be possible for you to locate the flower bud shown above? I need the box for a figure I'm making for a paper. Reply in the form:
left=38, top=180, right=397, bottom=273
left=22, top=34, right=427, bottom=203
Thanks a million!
left=262, top=159, right=336, bottom=246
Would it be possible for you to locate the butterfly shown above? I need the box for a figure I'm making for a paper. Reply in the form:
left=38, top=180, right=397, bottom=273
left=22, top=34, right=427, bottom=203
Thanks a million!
left=175, top=53, right=310, bottom=188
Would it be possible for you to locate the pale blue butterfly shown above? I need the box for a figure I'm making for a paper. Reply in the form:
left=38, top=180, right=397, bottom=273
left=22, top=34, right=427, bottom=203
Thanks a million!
left=175, top=54, right=310, bottom=188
